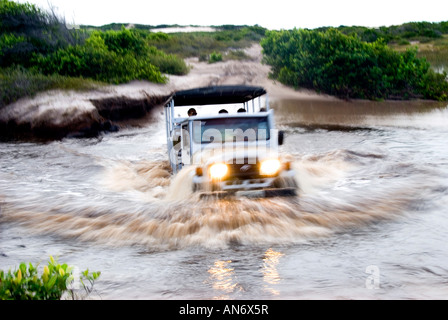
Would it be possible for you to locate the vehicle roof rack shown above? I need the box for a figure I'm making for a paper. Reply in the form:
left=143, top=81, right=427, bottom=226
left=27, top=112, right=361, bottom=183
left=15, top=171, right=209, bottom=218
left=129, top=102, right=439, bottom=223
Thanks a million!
left=170, top=85, right=267, bottom=106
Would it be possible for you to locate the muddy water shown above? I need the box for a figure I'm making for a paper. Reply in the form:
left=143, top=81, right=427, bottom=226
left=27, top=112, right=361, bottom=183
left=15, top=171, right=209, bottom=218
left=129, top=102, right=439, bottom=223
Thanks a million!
left=1, top=98, right=448, bottom=299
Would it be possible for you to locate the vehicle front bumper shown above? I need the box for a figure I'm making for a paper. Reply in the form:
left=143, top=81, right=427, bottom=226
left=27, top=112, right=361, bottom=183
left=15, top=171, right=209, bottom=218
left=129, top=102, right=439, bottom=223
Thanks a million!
left=193, top=170, right=298, bottom=198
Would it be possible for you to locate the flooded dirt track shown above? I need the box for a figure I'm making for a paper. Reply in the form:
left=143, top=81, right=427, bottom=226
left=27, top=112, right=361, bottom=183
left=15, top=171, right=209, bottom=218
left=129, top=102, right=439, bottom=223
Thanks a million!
left=1, top=97, right=448, bottom=299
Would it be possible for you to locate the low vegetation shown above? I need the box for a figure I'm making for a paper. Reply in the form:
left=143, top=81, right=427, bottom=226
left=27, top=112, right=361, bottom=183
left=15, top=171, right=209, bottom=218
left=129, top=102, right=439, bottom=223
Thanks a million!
left=145, top=25, right=266, bottom=59
left=261, top=28, right=448, bottom=101
left=317, top=21, right=448, bottom=44
left=0, top=66, right=102, bottom=108
left=320, top=22, right=448, bottom=74
left=32, top=29, right=169, bottom=84
left=0, top=256, right=100, bottom=300
left=390, top=35, right=448, bottom=72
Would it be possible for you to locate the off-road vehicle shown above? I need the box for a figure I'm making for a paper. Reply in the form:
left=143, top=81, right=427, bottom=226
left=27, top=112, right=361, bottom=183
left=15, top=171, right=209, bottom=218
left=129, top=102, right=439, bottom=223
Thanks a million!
left=164, top=85, right=297, bottom=197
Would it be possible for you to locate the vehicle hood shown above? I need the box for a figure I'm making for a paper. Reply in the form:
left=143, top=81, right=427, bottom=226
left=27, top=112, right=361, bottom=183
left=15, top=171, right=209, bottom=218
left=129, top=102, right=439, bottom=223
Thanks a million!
left=191, top=145, right=278, bottom=166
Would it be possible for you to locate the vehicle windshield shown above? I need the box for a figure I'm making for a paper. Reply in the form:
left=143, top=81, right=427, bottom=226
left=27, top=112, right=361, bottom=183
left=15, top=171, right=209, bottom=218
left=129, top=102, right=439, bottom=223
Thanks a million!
left=192, top=117, right=270, bottom=144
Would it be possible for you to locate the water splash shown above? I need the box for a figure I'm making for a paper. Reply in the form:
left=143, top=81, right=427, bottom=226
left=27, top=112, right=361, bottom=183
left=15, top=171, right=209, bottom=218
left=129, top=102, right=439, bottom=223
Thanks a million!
left=0, top=149, right=417, bottom=250
left=100, top=159, right=172, bottom=200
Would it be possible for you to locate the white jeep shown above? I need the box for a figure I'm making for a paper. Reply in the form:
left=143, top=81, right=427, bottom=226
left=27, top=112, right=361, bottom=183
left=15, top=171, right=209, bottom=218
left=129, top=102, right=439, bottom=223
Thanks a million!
left=164, top=85, right=298, bottom=198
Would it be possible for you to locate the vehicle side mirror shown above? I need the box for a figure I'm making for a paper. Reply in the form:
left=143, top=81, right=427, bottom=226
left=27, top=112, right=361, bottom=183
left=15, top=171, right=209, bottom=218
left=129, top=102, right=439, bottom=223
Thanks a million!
left=278, top=130, right=284, bottom=146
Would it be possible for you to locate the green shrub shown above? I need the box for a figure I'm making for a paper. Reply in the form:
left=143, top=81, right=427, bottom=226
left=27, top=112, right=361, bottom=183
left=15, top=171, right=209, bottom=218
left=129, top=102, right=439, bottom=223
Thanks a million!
left=0, top=0, right=84, bottom=68
left=99, top=28, right=148, bottom=56
left=398, top=39, right=411, bottom=45
left=420, top=69, right=448, bottom=100
left=261, top=28, right=448, bottom=100
left=0, top=256, right=101, bottom=300
left=0, top=33, right=30, bottom=66
left=147, top=32, right=171, bottom=41
left=146, top=46, right=189, bottom=75
left=95, top=28, right=188, bottom=76
left=33, top=33, right=167, bottom=84
left=209, top=51, right=223, bottom=63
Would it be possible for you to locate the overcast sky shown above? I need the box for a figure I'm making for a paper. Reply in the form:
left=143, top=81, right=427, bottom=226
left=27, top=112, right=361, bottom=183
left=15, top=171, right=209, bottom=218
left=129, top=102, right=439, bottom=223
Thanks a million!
left=16, top=0, right=448, bottom=30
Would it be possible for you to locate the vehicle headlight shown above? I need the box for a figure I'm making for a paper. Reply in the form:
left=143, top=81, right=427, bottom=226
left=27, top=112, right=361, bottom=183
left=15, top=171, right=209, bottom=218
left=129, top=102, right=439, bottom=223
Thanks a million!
left=260, top=159, right=281, bottom=176
left=209, top=163, right=228, bottom=180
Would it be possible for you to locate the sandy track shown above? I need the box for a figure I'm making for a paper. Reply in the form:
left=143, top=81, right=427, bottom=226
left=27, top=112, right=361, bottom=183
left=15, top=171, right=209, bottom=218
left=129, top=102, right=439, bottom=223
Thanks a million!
left=168, top=44, right=336, bottom=101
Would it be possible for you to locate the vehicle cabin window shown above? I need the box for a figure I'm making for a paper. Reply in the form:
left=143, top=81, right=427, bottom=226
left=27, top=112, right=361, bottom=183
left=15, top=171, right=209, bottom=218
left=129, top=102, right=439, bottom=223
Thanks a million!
left=193, top=117, right=270, bottom=144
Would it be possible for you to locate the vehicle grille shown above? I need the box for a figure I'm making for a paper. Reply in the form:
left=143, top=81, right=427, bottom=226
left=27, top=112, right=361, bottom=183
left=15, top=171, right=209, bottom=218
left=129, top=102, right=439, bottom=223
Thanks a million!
left=225, top=162, right=261, bottom=180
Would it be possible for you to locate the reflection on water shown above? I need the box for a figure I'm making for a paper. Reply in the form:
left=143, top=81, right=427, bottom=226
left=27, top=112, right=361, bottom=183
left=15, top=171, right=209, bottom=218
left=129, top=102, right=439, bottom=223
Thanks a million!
left=262, top=248, right=284, bottom=296
left=207, top=260, right=240, bottom=299
left=206, top=248, right=284, bottom=299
